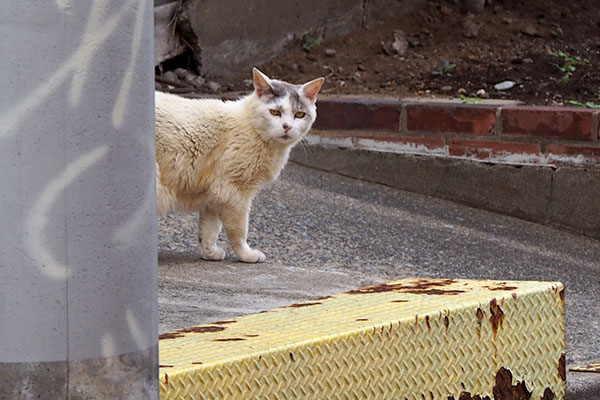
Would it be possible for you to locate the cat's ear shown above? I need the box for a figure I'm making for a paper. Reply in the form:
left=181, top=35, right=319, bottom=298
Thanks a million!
left=300, top=77, right=325, bottom=103
left=252, top=68, right=274, bottom=98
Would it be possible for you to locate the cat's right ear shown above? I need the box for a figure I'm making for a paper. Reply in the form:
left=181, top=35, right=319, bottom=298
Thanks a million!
left=252, top=68, right=273, bottom=98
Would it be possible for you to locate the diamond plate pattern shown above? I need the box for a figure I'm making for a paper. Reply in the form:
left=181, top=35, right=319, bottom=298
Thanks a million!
left=159, top=278, right=566, bottom=399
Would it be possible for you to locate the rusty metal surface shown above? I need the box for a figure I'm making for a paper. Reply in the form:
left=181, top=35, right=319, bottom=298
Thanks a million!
left=159, top=278, right=565, bottom=399
left=571, top=363, right=600, bottom=373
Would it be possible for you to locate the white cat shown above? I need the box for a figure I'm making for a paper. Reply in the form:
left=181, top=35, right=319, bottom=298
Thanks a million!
left=155, top=68, right=324, bottom=262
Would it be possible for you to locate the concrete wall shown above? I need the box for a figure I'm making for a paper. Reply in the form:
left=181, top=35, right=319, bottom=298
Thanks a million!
left=170, top=0, right=425, bottom=76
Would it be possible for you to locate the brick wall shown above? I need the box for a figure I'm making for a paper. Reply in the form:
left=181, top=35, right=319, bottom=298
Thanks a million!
left=310, top=97, right=600, bottom=167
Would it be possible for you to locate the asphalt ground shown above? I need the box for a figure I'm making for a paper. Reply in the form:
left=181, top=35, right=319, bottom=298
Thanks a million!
left=158, top=162, right=600, bottom=398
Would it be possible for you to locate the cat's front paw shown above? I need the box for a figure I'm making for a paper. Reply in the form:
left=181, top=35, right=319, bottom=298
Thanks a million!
left=200, top=245, right=226, bottom=261
left=238, top=248, right=266, bottom=263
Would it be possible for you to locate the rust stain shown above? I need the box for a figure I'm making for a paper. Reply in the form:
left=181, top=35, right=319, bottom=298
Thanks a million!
left=179, top=326, right=226, bottom=334
left=391, top=299, right=409, bottom=303
left=476, top=308, right=484, bottom=326
left=444, top=315, right=450, bottom=330
left=558, top=353, right=566, bottom=381
left=159, top=365, right=174, bottom=368
left=164, top=372, right=168, bottom=384
left=243, top=334, right=259, bottom=337
left=486, top=286, right=518, bottom=291
left=191, top=362, right=203, bottom=365
left=425, top=315, right=431, bottom=330
left=490, top=298, right=505, bottom=337
left=314, top=295, right=333, bottom=301
left=159, top=332, right=184, bottom=340
left=484, top=282, right=518, bottom=290
left=448, top=393, right=491, bottom=400
left=559, top=288, right=565, bottom=303
left=541, top=388, right=555, bottom=400
left=211, top=320, right=237, bottom=325
left=493, top=367, right=531, bottom=400
left=289, top=352, right=295, bottom=362
left=287, top=302, right=322, bottom=308
left=212, top=337, right=246, bottom=342
left=347, top=279, right=464, bottom=296
left=512, top=293, right=518, bottom=302
left=355, top=318, right=369, bottom=321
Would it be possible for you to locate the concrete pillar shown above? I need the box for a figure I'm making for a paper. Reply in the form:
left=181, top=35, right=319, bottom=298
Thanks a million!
left=0, top=1, right=158, bottom=398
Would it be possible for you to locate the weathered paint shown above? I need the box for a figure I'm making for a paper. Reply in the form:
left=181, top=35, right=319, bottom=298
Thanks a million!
left=159, top=278, right=565, bottom=399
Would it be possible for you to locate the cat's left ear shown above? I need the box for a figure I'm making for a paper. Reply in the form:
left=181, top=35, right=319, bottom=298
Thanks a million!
left=300, top=77, right=325, bottom=103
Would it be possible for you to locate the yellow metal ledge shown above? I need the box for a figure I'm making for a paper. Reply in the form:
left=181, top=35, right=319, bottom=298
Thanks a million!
left=570, top=362, right=600, bottom=373
left=159, top=278, right=565, bottom=399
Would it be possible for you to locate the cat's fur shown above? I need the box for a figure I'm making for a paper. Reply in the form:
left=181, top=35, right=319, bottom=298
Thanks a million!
left=155, top=68, right=324, bottom=262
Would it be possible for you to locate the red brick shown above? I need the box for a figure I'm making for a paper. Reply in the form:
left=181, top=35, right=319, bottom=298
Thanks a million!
left=314, top=97, right=401, bottom=131
left=357, top=135, right=446, bottom=150
left=501, top=107, right=594, bottom=140
left=546, top=144, right=600, bottom=160
left=449, top=139, right=541, bottom=160
left=406, top=104, right=497, bottom=135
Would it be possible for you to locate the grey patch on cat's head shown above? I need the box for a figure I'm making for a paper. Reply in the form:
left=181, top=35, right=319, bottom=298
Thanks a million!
left=263, top=80, right=310, bottom=112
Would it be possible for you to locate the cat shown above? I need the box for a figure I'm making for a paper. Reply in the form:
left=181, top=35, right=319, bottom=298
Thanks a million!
left=155, top=68, right=324, bottom=263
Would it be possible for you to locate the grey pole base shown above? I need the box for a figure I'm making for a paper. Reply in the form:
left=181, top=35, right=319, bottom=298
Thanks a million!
left=1, top=347, right=157, bottom=400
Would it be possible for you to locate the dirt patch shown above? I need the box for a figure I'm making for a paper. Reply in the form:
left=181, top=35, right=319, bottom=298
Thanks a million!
left=262, top=0, right=600, bottom=106
left=174, top=0, right=600, bottom=106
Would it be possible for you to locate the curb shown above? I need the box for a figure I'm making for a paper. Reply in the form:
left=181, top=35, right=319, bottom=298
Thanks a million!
left=312, top=96, right=600, bottom=167
left=294, top=96, right=600, bottom=239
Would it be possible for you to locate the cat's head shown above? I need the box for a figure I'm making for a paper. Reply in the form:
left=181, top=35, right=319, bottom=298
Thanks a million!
left=249, top=68, right=324, bottom=145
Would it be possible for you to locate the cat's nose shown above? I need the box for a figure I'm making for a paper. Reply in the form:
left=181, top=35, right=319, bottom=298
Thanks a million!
left=283, top=123, right=291, bottom=132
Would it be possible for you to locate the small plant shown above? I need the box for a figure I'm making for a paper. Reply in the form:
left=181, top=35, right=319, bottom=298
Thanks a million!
left=549, top=50, right=590, bottom=83
left=566, top=100, right=600, bottom=109
left=460, top=94, right=482, bottom=103
left=432, top=61, right=456, bottom=77
left=302, top=35, right=321, bottom=52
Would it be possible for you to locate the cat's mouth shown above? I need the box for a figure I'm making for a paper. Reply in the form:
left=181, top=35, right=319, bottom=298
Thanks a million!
left=278, top=134, right=293, bottom=142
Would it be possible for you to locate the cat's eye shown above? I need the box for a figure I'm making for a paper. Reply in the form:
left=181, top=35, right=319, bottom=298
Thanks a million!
left=269, top=109, right=281, bottom=117
left=294, top=111, right=306, bottom=119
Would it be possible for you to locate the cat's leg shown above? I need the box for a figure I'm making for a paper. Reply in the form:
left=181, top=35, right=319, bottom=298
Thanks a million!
left=198, top=208, right=226, bottom=261
left=220, top=202, right=265, bottom=263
